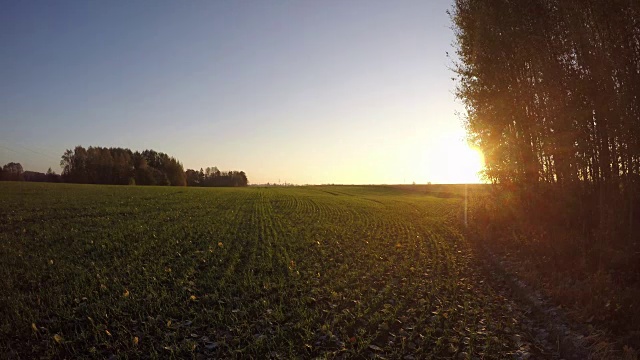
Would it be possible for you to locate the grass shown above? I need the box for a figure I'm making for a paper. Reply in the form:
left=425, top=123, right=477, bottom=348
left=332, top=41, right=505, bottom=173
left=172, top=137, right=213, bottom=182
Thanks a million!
left=2, top=182, right=523, bottom=359
left=466, top=187, right=640, bottom=357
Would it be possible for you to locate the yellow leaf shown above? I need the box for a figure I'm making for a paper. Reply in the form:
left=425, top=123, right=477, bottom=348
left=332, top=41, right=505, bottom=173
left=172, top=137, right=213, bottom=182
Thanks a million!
left=167, top=320, right=172, bottom=328
left=105, top=330, right=112, bottom=336
left=190, top=295, right=197, bottom=301
left=53, top=334, right=63, bottom=344
left=123, top=289, right=130, bottom=297
left=133, top=336, right=139, bottom=346
left=218, top=242, right=223, bottom=247
left=31, top=323, right=38, bottom=332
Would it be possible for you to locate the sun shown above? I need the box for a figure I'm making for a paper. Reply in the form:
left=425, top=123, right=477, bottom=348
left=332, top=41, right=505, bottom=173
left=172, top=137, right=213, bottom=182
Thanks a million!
left=450, top=145, right=485, bottom=184
left=425, top=135, right=485, bottom=184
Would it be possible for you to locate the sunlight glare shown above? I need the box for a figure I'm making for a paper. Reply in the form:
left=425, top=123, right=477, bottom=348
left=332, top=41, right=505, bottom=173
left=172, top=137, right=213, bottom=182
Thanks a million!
left=425, top=134, right=485, bottom=184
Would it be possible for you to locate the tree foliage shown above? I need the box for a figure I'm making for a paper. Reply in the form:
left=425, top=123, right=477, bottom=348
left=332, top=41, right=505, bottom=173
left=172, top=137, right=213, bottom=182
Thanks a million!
left=452, top=0, right=640, bottom=293
left=0, top=162, right=24, bottom=181
left=185, top=167, right=248, bottom=187
left=453, top=2, right=640, bottom=339
left=0, top=163, right=62, bottom=182
left=453, top=0, right=640, bottom=242
left=57, top=145, right=247, bottom=187
left=59, top=146, right=186, bottom=186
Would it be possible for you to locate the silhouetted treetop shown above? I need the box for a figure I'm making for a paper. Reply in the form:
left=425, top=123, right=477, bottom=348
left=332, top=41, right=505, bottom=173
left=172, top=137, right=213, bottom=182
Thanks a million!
left=0, top=162, right=24, bottom=181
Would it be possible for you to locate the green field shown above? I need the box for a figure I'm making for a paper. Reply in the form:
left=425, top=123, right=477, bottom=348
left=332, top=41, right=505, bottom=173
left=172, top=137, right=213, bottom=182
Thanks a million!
left=1, top=183, right=522, bottom=359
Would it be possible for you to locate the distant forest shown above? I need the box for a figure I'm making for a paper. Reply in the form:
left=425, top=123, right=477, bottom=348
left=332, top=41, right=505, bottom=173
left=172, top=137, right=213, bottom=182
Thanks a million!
left=0, top=146, right=248, bottom=187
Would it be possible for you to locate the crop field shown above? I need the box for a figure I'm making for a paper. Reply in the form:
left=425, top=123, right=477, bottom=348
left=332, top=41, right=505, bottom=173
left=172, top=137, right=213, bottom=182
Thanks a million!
left=1, top=183, right=526, bottom=359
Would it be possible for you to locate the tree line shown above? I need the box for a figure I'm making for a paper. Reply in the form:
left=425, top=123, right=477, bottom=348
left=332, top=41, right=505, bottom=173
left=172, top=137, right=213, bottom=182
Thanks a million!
left=453, top=1, right=640, bottom=340
left=185, top=167, right=248, bottom=187
left=1, top=146, right=248, bottom=187
left=60, top=146, right=187, bottom=186
left=0, top=162, right=62, bottom=182
left=453, top=0, right=640, bottom=245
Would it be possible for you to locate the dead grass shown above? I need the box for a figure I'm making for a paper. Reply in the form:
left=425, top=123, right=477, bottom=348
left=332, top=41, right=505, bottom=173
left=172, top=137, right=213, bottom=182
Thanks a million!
left=468, top=186, right=640, bottom=359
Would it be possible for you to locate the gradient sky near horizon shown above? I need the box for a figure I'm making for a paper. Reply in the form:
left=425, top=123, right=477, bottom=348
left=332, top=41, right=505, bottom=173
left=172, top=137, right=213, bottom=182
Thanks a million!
left=0, top=0, right=482, bottom=185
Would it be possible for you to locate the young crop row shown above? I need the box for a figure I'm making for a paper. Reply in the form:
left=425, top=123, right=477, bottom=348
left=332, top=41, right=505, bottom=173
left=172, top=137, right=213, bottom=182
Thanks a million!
left=1, top=183, right=527, bottom=358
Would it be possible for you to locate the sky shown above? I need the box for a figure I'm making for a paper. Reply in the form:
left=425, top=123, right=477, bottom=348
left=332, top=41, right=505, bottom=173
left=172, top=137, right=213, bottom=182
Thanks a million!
left=0, top=0, right=482, bottom=185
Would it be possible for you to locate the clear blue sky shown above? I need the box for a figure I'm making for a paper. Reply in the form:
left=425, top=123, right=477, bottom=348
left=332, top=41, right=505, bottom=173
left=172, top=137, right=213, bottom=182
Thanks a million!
left=1, top=0, right=481, bottom=184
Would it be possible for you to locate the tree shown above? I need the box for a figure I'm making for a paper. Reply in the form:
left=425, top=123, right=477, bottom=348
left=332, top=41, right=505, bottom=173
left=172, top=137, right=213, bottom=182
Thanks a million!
left=164, top=157, right=186, bottom=186
left=150, top=167, right=170, bottom=186
left=60, top=149, right=73, bottom=179
left=56, top=145, right=247, bottom=188
left=452, top=0, right=640, bottom=257
left=1, top=162, right=24, bottom=181
left=185, top=169, right=201, bottom=186
left=46, top=167, right=60, bottom=183
left=186, top=167, right=248, bottom=187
